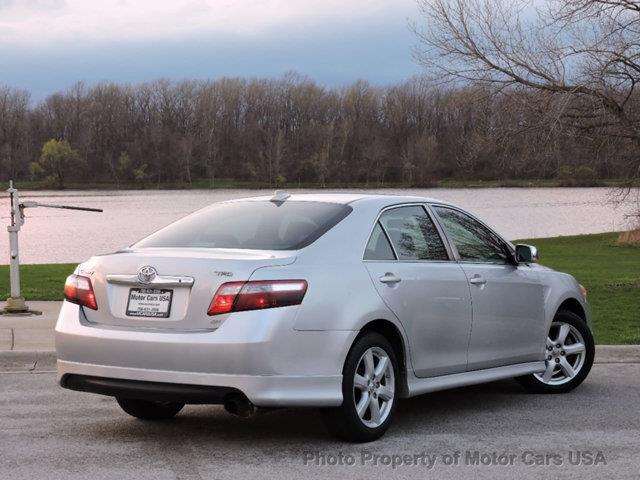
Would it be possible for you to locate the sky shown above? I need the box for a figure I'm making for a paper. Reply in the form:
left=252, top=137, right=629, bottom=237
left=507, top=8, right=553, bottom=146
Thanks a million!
left=0, top=0, right=422, bottom=101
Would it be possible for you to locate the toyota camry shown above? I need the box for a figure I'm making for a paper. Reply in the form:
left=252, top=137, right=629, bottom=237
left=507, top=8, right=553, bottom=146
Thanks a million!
left=56, top=193, right=594, bottom=442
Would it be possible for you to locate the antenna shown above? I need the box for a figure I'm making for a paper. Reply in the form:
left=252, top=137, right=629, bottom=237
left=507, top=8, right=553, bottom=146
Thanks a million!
left=2, top=181, right=103, bottom=315
left=271, top=190, right=291, bottom=202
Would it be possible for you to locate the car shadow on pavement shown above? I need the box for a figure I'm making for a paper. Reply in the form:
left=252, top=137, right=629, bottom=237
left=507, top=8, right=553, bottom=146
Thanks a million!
left=62, top=377, right=600, bottom=445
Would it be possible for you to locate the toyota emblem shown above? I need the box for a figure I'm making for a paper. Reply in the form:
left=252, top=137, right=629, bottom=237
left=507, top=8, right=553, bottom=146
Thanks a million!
left=137, top=265, right=157, bottom=284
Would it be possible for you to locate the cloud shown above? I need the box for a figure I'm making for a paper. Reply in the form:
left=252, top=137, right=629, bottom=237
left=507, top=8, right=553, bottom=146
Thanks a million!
left=0, top=0, right=416, bottom=46
left=0, top=0, right=421, bottom=100
left=0, top=0, right=66, bottom=13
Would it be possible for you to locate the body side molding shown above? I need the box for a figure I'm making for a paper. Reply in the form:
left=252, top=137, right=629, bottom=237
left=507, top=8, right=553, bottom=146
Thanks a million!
left=406, top=361, right=545, bottom=397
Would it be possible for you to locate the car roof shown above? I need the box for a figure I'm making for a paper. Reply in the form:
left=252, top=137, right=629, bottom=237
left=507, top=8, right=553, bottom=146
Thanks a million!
left=231, top=192, right=448, bottom=207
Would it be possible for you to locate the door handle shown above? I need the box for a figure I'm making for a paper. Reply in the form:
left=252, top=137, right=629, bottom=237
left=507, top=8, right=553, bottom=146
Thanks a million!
left=379, top=273, right=402, bottom=285
left=469, top=275, right=487, bottom=286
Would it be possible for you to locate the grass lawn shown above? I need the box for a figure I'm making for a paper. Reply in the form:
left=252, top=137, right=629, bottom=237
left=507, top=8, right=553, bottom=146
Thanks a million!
left=0, top=263, right=76, bottom=301
left=517, top=232, right=639, bottom=345
left=1, top=232, right=638, bottom=344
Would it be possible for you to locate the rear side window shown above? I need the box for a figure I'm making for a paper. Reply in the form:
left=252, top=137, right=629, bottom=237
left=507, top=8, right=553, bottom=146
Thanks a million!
left=134, top=201, right=352, bottom=250
left=377, top=206, right=449, bottom=261
left=364, top=223, right=396, bottom=260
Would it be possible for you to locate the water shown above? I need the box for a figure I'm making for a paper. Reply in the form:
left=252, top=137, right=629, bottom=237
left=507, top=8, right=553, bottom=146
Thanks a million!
left=1, top=187, right=637, bottom=264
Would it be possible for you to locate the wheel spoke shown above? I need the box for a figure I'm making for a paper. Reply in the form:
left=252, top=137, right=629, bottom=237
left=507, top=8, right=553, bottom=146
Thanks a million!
left=378, top=386, right=394, bottom=402
left=353, top=346, right=395, bottom=427
left=356, top=392, right=370, bottom=418
left=557, top=324, right=570, bottom=345
left=354, top=374, right=368, bottom=391
left=373, top=356, right=389, bottom=381
left=363, top=350, right=375, bottom=378
left=559, top=357, right=576, bottom=378
left=537, top=321, right=587, bottom=386
left=369, top=396, right=381, bottom=423
left=542, top=362, right=556, bottom=383
left=563, top=342, right=585, bottom=356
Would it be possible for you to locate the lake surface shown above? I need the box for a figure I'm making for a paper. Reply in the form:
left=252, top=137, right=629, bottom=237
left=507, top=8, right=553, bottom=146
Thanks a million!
left=1, top=187, right=637, bottom=264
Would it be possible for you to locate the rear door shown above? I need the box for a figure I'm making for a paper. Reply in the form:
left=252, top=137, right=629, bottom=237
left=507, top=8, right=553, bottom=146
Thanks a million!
left=363, top=205, right=472, bottom=378
left=431, top=205, right=545, bottom=370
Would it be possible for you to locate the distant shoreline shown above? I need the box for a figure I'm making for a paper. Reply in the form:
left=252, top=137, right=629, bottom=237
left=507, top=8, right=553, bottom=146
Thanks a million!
left=4, top=177, right=638, bottom=192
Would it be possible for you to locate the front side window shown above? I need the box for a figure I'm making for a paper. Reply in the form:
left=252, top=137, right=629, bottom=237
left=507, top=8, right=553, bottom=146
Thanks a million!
left=134, top=201, right=352, bottom=250
left=433, top=206, right=509, bottom=264
left=377, top=206, right=449, bottom=261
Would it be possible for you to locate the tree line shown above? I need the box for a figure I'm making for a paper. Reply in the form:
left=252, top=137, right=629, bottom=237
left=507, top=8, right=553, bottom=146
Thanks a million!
left=0, top=74, right=636, bottom=188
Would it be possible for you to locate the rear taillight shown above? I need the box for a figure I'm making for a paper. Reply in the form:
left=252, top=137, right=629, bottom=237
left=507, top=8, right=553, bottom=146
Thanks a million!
left=207, top=280, right=307, bottom=316
left=64, top=274, right=98, bottom=310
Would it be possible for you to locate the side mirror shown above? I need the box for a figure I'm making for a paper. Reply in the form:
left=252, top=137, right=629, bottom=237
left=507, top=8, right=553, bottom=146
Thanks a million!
left=515, top=244, right=539, bottom=263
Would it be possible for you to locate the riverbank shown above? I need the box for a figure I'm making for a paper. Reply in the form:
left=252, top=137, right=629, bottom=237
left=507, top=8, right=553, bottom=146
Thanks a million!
left=6, top=177, right=640, bottom=191
left=1, top=232, right=638, bottom=344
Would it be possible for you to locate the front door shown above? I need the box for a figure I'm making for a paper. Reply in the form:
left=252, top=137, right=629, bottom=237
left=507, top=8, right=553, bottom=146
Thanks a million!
left=432, top=206, right=546, bottom=371
left=363, top=205, right=472, bottom=377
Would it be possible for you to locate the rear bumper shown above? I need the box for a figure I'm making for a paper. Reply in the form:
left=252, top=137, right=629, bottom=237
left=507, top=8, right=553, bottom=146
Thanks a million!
left=60, top=374, right=241, bottom=404
left=57, top=360, right=342, bottom=407
left=55, top=301, right=354, bottom=407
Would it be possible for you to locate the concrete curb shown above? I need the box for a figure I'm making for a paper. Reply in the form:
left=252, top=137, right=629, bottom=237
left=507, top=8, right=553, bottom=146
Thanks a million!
left=0, top=350, right=57, bottom=372
left=594, top=345, right=640, bottom=364
left=1, top=345, right=639, bottom=374
left=0, top=301, right=59, bottom=351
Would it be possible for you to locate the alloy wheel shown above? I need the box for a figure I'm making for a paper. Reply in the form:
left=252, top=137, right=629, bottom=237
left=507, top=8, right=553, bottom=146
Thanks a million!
left=535, top=321, right=587, bottom=385
left=353, top=346, right=395, bottom=428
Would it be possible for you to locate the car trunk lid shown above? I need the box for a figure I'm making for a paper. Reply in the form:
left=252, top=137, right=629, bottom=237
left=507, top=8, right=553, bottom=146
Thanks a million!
left=79, top=247, right=296, bottom=331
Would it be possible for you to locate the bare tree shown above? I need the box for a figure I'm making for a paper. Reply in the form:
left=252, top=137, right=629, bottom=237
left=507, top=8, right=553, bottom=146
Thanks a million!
left=0, top=87, right=30, bottom=179
left=0, top=72, right=636, bottom=190
left=414, top=0, right=640, bottom=179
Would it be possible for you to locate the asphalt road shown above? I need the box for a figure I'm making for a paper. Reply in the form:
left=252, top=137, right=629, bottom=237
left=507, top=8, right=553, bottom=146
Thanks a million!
left=1, top=364, right=639, bottom=480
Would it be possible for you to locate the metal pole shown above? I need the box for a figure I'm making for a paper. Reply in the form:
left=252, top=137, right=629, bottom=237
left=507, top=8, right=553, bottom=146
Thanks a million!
left=3, top=180, right=102, bottom=314
left=5, top=180, right=27, bottom=311
left=8, top=226, right=21, bottom=299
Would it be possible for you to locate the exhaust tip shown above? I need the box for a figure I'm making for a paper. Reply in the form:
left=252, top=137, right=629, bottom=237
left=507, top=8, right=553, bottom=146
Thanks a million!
left=223, top=393, right=255, bottom=418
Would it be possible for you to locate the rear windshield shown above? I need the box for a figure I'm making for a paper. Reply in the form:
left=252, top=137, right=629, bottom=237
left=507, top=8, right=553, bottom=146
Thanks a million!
left=134, top=200, right=353, bottom=251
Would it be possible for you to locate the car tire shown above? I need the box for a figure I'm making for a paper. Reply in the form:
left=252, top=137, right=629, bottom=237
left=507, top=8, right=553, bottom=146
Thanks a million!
left=321, top=332, right=399, bottom=442
left=517, top=310, right=594, bottom=394
left=116, top=397, right=184, bottom=420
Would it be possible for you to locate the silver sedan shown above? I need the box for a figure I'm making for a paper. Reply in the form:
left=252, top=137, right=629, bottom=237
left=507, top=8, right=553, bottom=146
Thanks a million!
left=55, top=193, right=594, bottom=442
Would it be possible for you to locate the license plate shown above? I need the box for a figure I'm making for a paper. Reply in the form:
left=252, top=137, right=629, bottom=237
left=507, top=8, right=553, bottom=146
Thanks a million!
left=126, top=288, right=173, bottom=318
